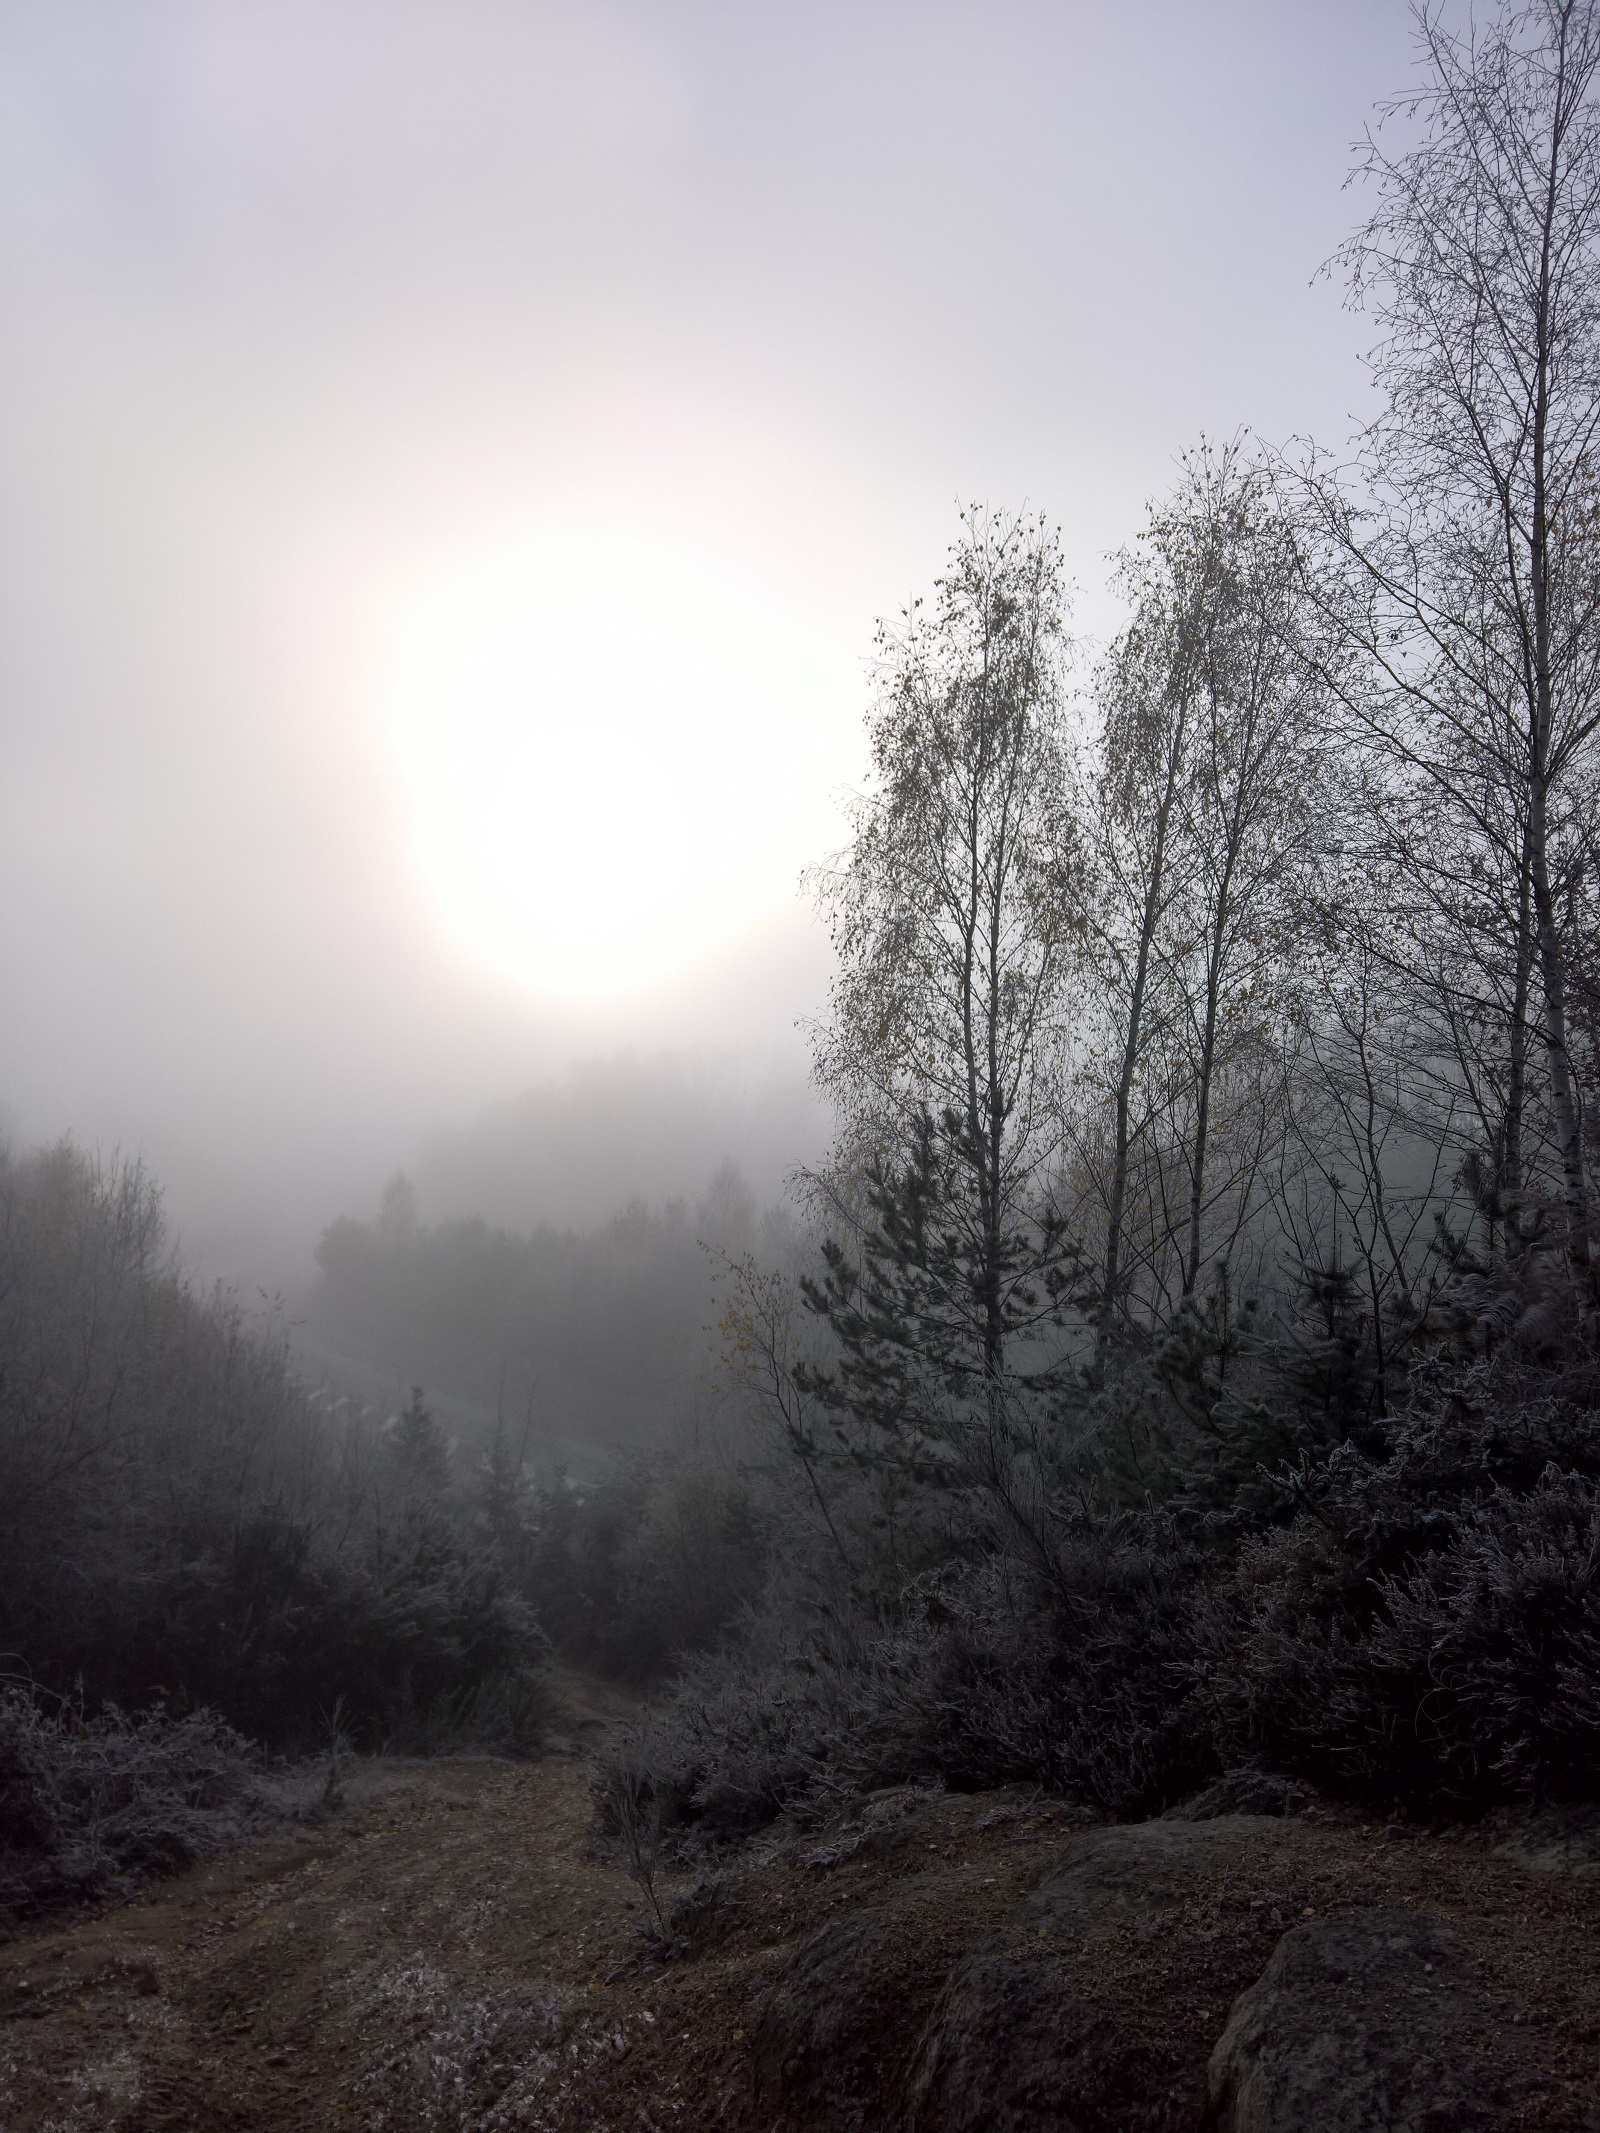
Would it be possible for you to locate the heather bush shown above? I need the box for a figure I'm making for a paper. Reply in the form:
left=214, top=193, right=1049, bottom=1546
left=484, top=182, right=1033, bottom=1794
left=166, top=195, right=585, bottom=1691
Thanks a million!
left=1199, top=1366, right=1600, bottom=1809
left=604, top=1520, right=1216, bottom=1847
left=0, top=1690, right=260, bottom=1921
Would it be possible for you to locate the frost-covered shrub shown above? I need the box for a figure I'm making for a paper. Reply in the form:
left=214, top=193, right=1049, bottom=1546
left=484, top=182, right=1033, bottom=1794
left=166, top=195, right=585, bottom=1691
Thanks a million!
left=1209, top=1465, right=1600, bottom=1809
left=1196, top=1363, right=1600, bottom=1809
left=0, top=1691, right=259, bottom=1920
left=615, top=1359, right=1600, bottom=1834
left=604, top=1525, right=1215, bottom=1845
left=57, top=1500, right=557, bottom=1757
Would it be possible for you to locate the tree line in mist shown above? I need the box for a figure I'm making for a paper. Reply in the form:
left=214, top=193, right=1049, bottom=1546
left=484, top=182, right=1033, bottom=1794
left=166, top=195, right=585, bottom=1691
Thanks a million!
left=306, top=1160, right=788, bottom=1448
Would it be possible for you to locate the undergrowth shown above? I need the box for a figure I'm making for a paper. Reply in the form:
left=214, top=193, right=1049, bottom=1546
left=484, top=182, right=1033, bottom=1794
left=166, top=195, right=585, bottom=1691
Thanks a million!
left=601, top=1357, right=1600, bottom=1846
left=0, top=1689, right=263, bottom=1924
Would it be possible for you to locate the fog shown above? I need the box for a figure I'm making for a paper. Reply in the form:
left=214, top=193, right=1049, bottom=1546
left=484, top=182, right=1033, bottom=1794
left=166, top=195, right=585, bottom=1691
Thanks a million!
left=13, top=9, right=1600, bottom=2029
left=0, top=0, right=1414, bottom=1286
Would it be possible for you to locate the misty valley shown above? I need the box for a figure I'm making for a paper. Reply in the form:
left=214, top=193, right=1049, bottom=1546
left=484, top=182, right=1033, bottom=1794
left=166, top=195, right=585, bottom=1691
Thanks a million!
left=10, top=3, right=1600, bottom=2129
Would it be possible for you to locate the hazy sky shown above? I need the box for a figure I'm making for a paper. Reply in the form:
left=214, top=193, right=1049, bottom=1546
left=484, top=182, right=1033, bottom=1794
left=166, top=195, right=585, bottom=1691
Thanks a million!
left=0, top=0, right=1421, bottom=1272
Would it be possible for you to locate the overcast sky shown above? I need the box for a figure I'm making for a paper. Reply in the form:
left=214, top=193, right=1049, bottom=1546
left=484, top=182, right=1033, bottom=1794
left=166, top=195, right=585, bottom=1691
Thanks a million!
left=0, top=0, right=1422, bottom=1273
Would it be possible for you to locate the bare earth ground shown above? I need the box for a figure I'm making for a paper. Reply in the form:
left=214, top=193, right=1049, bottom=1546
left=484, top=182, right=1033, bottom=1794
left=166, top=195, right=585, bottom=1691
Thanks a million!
left=2, top=1672, right=1598, bottom=2131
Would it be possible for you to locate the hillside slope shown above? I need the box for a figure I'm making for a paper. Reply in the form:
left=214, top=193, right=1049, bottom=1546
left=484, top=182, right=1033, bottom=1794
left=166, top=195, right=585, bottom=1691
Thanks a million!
left=1, top=1684, right=1596, bottom=2130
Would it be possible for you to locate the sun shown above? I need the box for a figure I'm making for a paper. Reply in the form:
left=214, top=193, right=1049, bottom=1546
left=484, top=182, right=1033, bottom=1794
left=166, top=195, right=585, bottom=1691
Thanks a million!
left=387, top=530, right=855, bottom=998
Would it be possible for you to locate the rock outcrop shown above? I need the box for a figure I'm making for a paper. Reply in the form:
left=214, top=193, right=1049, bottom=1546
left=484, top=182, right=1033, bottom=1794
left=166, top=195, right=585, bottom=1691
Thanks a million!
left=749, top=1811, right=1588, bottom=2132
left=907, top=1817, right=1299, bottom=2132
left=1208, top=1908, right=1518, bottom=2131
left=1489, top=1800, right=1600, bottom=1878
left=1163, top=1768, right=1309, bottom=1821
left=750, top=1885, right=953, bottom=2130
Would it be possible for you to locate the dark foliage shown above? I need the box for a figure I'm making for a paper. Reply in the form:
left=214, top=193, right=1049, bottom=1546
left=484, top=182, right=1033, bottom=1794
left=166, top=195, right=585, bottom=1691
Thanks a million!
left=606, top=1525, right=1215, bottom=1848
left=1200, top=1365, right=1600, bottom=1809
left=1097, top=1254, right=1400, bottom=1529
left=507, top=1452, right=767, bottom=1685
left=0, top=1690, right=259, bottom=1921
left=609, top=1334, right=1600, bottom=1839
left=796, top=1109, right=1084, bottom=1472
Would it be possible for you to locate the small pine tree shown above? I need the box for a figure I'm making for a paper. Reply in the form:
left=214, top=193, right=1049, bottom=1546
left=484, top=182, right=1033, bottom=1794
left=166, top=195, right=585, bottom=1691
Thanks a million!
left=1272, top=1251, right=1379, bottom=1445
left=795, top=1108, right=1088, bottom=1575
left=1150, top=1253, right=1387, bottom=1526
left=388, top=1386, right=450, bottom=1500
left=1097, top=1276, right=1264, bottom=1513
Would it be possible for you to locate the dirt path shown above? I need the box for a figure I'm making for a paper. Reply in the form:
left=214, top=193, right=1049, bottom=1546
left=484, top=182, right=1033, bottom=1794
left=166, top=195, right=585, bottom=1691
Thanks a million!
left=0, top=1672, right=660, bottom=2131
left=3, top=1681, right=1599, bottom=2131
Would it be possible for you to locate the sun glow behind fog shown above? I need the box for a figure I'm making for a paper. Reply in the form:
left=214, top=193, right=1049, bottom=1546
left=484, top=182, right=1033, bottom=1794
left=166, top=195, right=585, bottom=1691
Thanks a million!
left=388, top=532, right=858, bottom=998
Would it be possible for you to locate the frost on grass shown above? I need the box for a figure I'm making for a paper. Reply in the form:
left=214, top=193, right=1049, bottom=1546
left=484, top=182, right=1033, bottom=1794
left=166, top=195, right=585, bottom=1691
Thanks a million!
left=344, top=1957, right=642, bottom=2132
left=33, top=2044, right=144, bottom=2132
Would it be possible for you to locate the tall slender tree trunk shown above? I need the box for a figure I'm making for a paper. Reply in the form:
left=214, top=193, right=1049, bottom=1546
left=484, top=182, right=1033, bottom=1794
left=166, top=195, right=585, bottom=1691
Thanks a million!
left=1531, top=775, right=1590, bottom=1262
left=985, top=776, right=1010, bottom=1392
left=1501, top=852, right=1535, bottom=1249
left=1528, top=126, right=1591, bottom=1272
left=1182, top=882, right=1233, bottom=1298
left=1098, top=723, right=1186, bottom=1351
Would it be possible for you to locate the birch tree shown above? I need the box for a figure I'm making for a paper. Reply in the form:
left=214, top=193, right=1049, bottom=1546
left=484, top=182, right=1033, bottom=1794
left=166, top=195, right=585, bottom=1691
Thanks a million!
left=1084, top=448, right=1328, bottom=1336
left=808, top=508, right=1084, bottom=1401
left=1305, top=0, right=1600, bottom=1274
